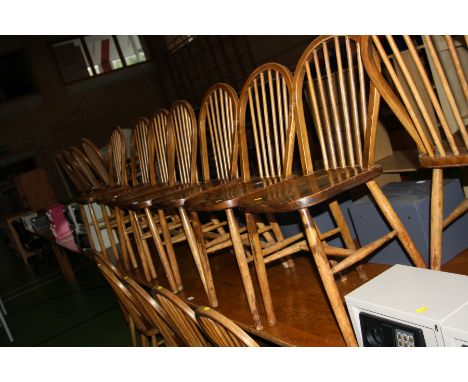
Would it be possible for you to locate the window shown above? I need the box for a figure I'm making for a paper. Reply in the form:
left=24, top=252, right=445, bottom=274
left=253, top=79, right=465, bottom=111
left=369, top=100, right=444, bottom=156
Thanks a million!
left=0, top=51, right=35, bottom=102
left=52, top=36, right=150, bottom=83
left=165, top=35, right=195, bottom=54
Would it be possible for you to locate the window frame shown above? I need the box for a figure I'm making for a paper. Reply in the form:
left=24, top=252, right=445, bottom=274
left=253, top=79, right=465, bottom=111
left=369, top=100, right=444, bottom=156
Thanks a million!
left=50, top=35, right=152, bottom=85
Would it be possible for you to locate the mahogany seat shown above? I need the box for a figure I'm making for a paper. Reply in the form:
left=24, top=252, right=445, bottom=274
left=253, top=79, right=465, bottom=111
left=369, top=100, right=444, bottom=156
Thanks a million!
left=186, top=177, right=284, bottom=212
left=238, top=166, right=382, bottom=213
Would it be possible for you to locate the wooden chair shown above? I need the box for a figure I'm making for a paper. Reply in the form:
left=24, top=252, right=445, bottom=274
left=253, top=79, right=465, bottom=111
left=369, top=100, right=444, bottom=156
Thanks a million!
left=152, top=285, right=210, bottom=346
left=118, top=96, right=241, bottom=299
left=235, top=36, right=427, bottom=346
left=362, top=35, right=468, bottom=270
left=195, top=306, right=259, bottom=347
left=185, top=64, right=306, bottom=330
left=124, top=277, right=182, bottom=346
left=110, top=110, right=187, bottom=292
left=96, top=256, right=163, bottom=346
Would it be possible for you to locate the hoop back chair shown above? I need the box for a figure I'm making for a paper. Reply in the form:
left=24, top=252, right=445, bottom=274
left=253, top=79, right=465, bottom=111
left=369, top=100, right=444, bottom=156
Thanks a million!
left=362, top=35, right=468, bottom=270
left=237, top=36, right=427, bottom=346
left=81, top=138, right=110, bottom=186
left=96, top=257, right=159, bottom=346
left=185, top=64, right=306, bottom=330
left=195, top=306, right=259, bottom=347
left=153, top=286, right=210, bottom=346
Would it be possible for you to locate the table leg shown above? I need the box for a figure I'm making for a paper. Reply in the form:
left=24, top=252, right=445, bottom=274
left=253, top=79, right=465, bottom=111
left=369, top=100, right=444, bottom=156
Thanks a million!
left=51, top=244, right=76, bottom=283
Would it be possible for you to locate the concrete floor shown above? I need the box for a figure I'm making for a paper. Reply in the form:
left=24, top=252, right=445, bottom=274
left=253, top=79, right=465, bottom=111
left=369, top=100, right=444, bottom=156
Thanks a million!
left=0, top=234, right=132, bottom=346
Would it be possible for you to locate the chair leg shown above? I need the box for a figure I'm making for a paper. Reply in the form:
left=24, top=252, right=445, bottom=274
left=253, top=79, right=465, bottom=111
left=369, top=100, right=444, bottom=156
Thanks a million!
left=367, top=180, right=426, bottom=268
left=144, top=208, right=178, bottom=292
left=158, top=209, right=184, bottom=292
left=226, top=209, right=263, bottom=330
left=328, top=201, right=367, bottom=281
left=100, top=205, right=119, bottom=261
left=114, top=207, right=131, bottom=270
left=140, top=334, right=148, bottom=347
left=179, top=208, right=218, bottom=307
left=246, top=212, right=277, bottom=327
left=299, top=208, right=358, bottom=347
left=129, top=211, right=151, bottom=282
left=88, top=203, right=108, bottom=258
left=265, top=213, right=295, bottom=269
left=431, top=169, right=444, bottom=271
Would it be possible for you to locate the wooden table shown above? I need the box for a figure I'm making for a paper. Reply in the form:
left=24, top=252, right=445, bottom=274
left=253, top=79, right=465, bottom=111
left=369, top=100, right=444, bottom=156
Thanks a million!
left=30, top=227, right=82, bottom=284
left=118, top=239, right=468, bottom=346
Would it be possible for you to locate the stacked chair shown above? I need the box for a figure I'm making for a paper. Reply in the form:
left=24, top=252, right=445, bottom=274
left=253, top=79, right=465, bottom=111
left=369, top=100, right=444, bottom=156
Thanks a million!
left=58, top=35, right=466, bottom=346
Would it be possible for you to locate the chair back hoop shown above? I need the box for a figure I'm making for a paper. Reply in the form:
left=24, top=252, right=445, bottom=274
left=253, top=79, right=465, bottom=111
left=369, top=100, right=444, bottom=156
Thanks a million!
left=68, top=146, right=102, bottom=189
left=198, top=83, right=239, bottom=182
left=108, top=127, right=128, bottom=187
left=96, top=261, right=149, bottom=333
left=293, top=35, right=382, bottom=173
left=195, top=306, right=259, bottom=347
left=167, top=100, right=198, bottom=187
left=124, top=278, right=180, bottom=347
left=129, top=117, right=152, bottom=186
left=149, top=109, right=170, bottom=185
left=362, top=35, right=468, bottom=161
left=152, top=286, right=209, bottom=346
left=56, top=150, right=89, bottom=193
left=238, top=62, right=297, bottom=181
left=81, top=138, right=110, bottom=186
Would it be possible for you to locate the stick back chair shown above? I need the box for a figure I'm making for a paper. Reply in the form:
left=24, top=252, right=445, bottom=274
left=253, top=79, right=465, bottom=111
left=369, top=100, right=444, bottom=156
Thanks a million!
left=152, top=285, right=210, bottom=346
left=362, top=35, right=468, bottom=270
left=96, top=255, right=161, bottom=346
left=237, top=36, right=427, bottom=346
left=81, top=138, right=110, bottom=186
left=195, top=306, right=259, bottom=347
left=185, top=64, right=304, bottom=330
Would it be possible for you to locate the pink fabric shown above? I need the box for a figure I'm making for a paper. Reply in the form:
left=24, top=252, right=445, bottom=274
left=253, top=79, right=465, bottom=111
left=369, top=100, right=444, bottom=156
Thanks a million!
left=47, top=204, right=73, bottom=242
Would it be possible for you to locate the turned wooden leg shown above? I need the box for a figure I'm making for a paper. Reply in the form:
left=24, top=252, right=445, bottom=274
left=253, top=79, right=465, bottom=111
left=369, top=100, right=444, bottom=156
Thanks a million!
left=140, top=334, right=148, bottom=347
left=266, top=213, right=294, bottom=269
left=144, top=208, right=178, bottom=292
left=299, top=208, right=358, bottom=347
left=328, top=201, right=367, bottom=281
left=114, top=207, right=129, bottom=269
left=101, top=205, right=119, bottom=261
left=80, top=204, right=96, bottom=254
left=246, top=212, right=276, bottom=327
left=367, top=180, right=426, bottom=268
left=179, top=208, right=218, bottom=307
left=129, top=210, right=151, bottom=282
left=431, top=169, right=444, bottom=271
left=188, top=210, right=218, bottom=307
left=88, top=203, right=108, bottom=258
left=226, top=209, right=263, bottom=330
left=158, top=209, right=183, bottom=292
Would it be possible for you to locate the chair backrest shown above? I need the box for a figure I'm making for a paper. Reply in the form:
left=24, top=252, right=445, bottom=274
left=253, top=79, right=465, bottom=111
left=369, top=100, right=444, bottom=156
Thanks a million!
left=362, top=35, right=467, bottom=165
left=294, top=35, right=382, bottom=173
left=195, top=306, right=259, bottom=347
left=81, top=138, right=110, bottom=186
left=199, top=83, right=239, bottom=182
left=56, top=150, right=90, bottom=193
left=167, top=101, right=199, bottom=187
left=124, top=278, right=180, bottom=347
left=68, top=146, right=103, bottom=189
left=149, top=109, right=170, bottom=186
left=152, top=285, right=209, bottom=346
left=238, top=63, right=298, bottom=181
left=129, top=117, right=152, bottom=186
left=108, top=127, right=128, bottom=187
left=96, top=260, right=150, bottom=335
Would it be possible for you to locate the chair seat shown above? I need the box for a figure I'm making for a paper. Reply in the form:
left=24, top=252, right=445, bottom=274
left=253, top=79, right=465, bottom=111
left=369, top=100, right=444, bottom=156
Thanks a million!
left=99, top=184, right=154, bottom=205
left=237, top=166, right=382, bottom=213
left=419, top=151, right=468, bottom=168
left=129, top=180, right=233, bottom=210
left=111, top=184, right=183, bottom=209
left=76, top=185, right=125, bottom=204
left=184, top=176, right=284, bottom=212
